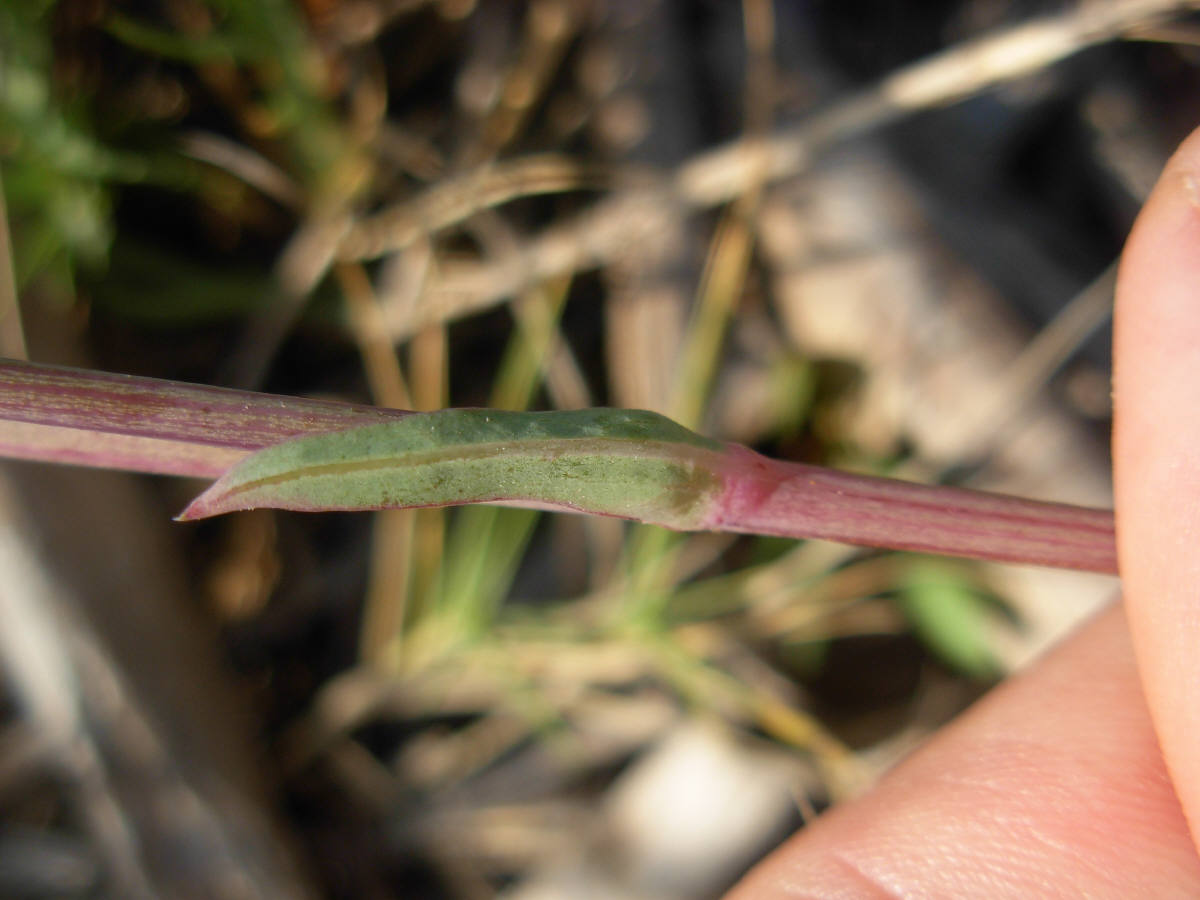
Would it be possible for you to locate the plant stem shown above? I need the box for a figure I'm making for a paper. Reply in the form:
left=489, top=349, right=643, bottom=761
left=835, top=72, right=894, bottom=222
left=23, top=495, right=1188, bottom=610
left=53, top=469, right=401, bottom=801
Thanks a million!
left=0, top=358, right=408, bottom=477
left=0, top=358, right=1116, bottom=573
left=711, top=445, right=1115, bottom=574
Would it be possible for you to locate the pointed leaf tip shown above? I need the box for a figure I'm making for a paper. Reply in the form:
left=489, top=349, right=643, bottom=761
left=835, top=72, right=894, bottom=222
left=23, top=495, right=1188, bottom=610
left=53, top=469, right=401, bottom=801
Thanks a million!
left=175, top=491, right=223, bottom=521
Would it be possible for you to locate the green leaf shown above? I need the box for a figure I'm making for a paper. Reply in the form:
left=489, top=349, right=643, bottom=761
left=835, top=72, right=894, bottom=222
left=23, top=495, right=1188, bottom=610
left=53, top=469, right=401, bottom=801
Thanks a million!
left=179, top=408, right=727, bottom=527
left=896, top=558, right=1001, bottom=679
left=104, top=14, right=252, bottom=65
left=89, top=239, right=283, bottom=325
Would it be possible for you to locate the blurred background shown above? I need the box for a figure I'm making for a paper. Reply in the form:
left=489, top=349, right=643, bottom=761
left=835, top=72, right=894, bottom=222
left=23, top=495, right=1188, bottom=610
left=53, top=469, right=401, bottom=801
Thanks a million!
left=1, top=0, right=1196, bottom=896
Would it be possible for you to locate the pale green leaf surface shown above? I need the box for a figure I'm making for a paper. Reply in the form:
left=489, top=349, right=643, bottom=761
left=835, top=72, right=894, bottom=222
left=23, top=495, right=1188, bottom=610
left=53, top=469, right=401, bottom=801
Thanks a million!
left=180, top=408, right=728, bottom=527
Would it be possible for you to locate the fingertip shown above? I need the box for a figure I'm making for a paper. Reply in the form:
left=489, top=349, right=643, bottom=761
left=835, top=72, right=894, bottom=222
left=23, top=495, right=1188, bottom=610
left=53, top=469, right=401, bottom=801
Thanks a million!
left=727, top=126, right=1200, bottom=899
left=727, top=608, right=1200, bottom=898
left=1114, top=123, right=1200, bottom=843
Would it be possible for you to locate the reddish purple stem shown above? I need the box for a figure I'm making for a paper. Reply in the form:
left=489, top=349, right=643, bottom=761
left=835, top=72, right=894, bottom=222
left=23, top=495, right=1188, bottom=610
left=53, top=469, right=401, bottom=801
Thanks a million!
left=712, top=445, right=1116, bottom=574
left=0, top=358, right=1117, bottom=573
left=0, top=358, right=409, bottom=477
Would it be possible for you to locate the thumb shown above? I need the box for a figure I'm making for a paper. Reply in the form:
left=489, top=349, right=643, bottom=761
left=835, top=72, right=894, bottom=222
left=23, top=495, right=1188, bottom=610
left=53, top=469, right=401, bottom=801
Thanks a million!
left=1114, top=123, right=1200, bottom=845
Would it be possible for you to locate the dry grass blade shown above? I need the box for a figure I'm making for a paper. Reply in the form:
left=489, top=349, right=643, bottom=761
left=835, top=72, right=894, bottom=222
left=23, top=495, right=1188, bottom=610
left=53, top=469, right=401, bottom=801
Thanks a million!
left=339, top=155, right=625, bottom=263
left=180, top=131, right=305, bottom=210
left=382, top=0, right=1200, bottom=338
left=946, top=263, right=1118, bottom=463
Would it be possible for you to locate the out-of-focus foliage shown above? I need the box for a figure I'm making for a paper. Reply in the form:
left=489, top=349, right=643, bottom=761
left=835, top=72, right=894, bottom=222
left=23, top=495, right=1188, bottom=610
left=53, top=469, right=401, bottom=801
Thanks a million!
left=897, top=558, right=1002, bottom=679
left=2, top=2, right=124, bottom=287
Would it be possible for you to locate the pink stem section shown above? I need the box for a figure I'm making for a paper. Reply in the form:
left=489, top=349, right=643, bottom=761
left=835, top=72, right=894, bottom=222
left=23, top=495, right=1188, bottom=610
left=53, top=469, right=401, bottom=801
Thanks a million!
left=711, top=445, right=1116, bottom=574
left=0, top=358, right=409, bottom=477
